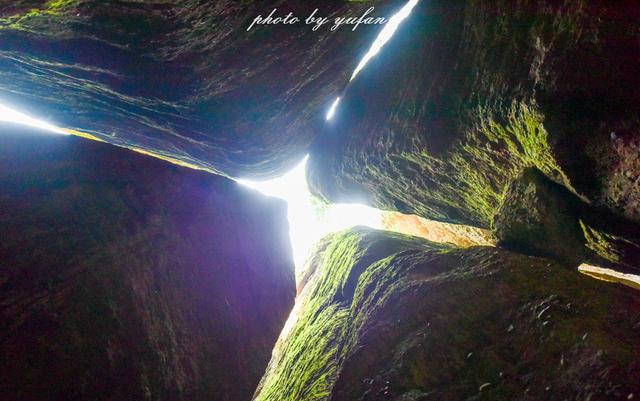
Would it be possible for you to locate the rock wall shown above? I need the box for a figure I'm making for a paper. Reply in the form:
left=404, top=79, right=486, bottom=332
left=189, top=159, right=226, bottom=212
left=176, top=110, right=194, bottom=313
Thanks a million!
left=492, top=167, right=640, bottom=274
left=0, top=125, right=295, bottom=401
left=308, top=0, right=640, bottom=226
left=0, top=0, right=398, bottom=178
left=381, top=211, right=496, bottom=248
left=254, top=226, right=640, bottom=401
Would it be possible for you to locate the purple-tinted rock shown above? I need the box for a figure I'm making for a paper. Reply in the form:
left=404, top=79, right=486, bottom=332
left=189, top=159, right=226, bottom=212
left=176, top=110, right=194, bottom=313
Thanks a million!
left=0, top=124, right=295, bottom=401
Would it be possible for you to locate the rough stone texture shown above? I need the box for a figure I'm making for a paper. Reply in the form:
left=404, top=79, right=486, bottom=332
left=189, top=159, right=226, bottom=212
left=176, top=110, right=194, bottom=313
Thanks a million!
left=0, top=125, right=295, bottom=401
left=308, top=0, right=640, bottom=227
left=603, top=132, right=640, bottom=222
left=0, top=0, right=397, bottom=178
left=491, top=166, right=640, bottom=274
left=254, top=227, right=640, bottom=401
left=579, top=207, right=640, bottom=277
left=492, top=167, right=586, bottom=266
left=382, top=211, right=495, bottom=248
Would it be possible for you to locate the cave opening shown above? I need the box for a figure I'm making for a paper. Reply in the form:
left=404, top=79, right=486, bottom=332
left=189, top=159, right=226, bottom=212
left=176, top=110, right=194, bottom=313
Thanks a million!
left=0, top=0, right=426, bottom=279
left=3, top=0, right=640, bottom=400
left=4, top=98, right=639, bottom=292
left=241, top=0, right=423, bottom=273
left=1, top=0, right=638, bottom=291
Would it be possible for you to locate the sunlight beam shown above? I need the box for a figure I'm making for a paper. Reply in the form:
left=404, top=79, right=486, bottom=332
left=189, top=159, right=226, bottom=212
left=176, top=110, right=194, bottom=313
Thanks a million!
left=0, top=103, right=68, bottom=134
left=325, top=0, right=420, bottom=121
left=350, top=0, right=419, bottom=81
left=238, top=156, right=381, bottom=271
left=326, top=97, right=341, bottom=121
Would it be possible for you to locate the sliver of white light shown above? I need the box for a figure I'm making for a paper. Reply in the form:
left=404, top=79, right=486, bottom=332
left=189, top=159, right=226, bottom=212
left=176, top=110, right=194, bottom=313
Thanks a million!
left=326, top=97, right=341, bottom=120
left=350, top=0, right=419, bottom=81
left=579, top=263, right=640, bottom=290
left=0, top=103, right=68, bottom=134
left=325, top=0, right=419, bottom=121
left=238, top=156, right=381, bottom=272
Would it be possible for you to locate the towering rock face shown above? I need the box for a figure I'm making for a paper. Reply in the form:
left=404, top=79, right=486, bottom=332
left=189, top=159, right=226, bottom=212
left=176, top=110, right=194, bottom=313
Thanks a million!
left=0, top=0, right=396, bottom=178
left=0, top=125, right=295, bottom=401
left=308, top=0, right=640, bottom=226
left=254, top=227, right=640, bottom=401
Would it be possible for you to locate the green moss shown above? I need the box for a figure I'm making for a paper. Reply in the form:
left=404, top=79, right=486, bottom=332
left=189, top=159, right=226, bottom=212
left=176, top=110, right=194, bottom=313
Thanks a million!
left=254, top=231, right=359, bottom=401
left=479, top=103, right=563, bottom=177
left=255, top=227, right=640, bottom=401
left=392, top=101, right=568, bottom=226
left=580, top=220, right=622, bottom=264
left=254, top=228, right=446, bottom=401
left=0, top=0, right=79, bottom=34
left=307, top=0, right=613, bottom=229
left=461, top=102, right=570, bottom=220
left=255, top=230, right=369, bottom=401
left=47, top=0, right=77, bottom=11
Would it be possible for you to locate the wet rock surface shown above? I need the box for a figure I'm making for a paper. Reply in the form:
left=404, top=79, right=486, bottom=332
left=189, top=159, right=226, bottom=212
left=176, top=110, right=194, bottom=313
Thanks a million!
left=0, top=0, right=397, bottom=178
left=0, top=125, right=295, bottom=401
left=254, top=227, right=640, bottom=401
left=307, top=0, right=640, bottom=227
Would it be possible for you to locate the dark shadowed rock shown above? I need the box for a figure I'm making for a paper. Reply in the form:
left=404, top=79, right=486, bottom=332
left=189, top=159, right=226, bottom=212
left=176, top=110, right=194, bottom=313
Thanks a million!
left=0, top=0, right=398, bottom=178
left=0, top=125, right=295, bottom=401
left=254, top=227, right=640, bottom=401
left=491, top=167, right=640, bottom=274
left=308, top=0, right=640, bottom=227
left=492, top=167, right=586, bottom=266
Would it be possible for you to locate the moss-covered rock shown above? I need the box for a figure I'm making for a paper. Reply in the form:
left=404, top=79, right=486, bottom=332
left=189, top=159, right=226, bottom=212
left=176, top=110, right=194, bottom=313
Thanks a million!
left=308, top=0, right=640, bottom=226
left=0, top=0, right=397, bottom=178
left=254, top=226, right=640, bottom=401
left=578, top=207, right=640, bottom=276
left=0, top=124, right=295, bottom=401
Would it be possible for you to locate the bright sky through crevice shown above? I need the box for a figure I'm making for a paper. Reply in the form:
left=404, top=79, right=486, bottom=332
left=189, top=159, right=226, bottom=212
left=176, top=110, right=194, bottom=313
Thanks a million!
left=325, top=97, right=341, bottom=121
left=252, top=0, right=420, bottom=267
left=0, top=103, right=67, bottom=134
left=350, top=0, right=419, bottom=81
left=238, top=157, right=381, bottom=271
left=326, top=0, right=419, bottom=120
left=1, top=0, right=419, bottom=273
